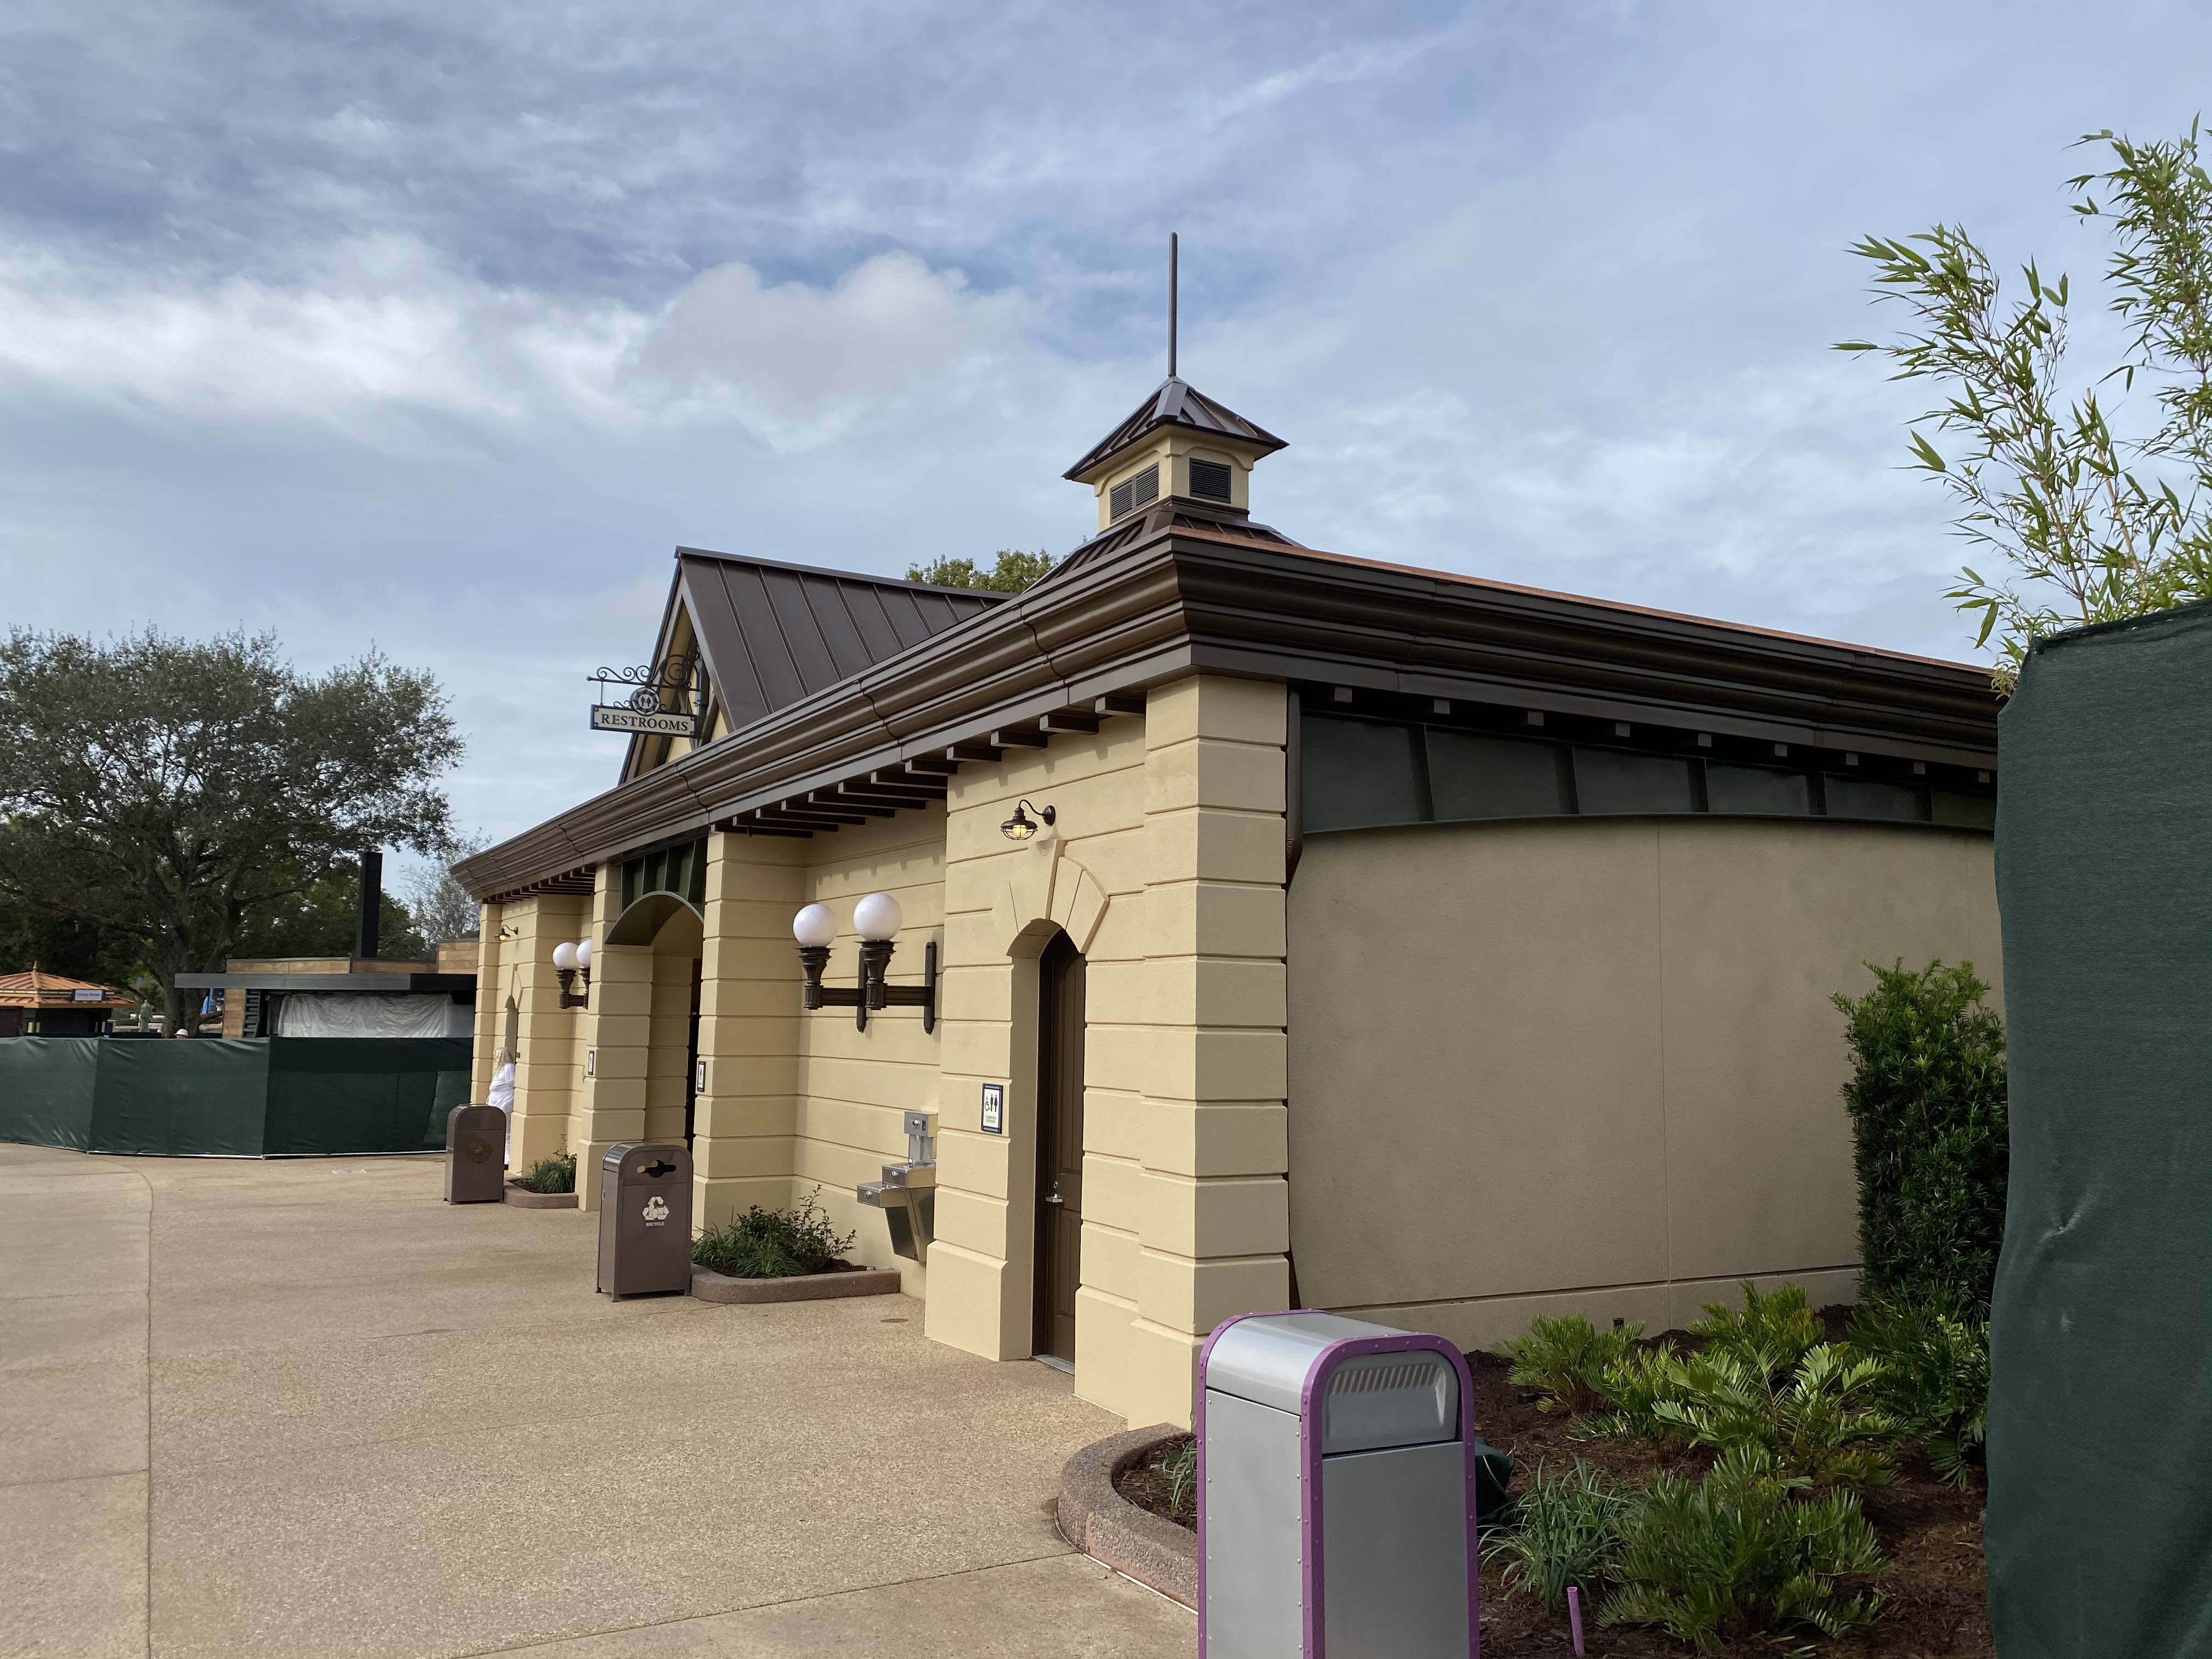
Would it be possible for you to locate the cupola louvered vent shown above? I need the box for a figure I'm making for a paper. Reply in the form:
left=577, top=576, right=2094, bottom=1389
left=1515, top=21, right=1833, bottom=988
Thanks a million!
left=1189, top=458, right=1232, bottom=501
left=1109, top=464, right=1160, bottom=521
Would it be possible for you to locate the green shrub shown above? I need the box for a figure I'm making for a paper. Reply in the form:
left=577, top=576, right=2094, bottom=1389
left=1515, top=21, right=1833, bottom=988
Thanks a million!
left=692, top=1187, right=856, bottom=1278
left=1833, top=961, right=2008, bottom=1316
left=1498, top=1314, right=1644, bottom=1414
left=518, top=1150, right=577, bottom=1194
left=1600, top=1446, right=1888, bottom=1652
left=1653, top=1344, right=1900, bottom=1492
left=1688, top=1280, right=1825, bottom=1384
left=1847, top=1296, right=1990, bottom=1485
left=1497, top=1459, right=1635, bottom=1610
left=1581, top=1342, right=1691, bottom=1452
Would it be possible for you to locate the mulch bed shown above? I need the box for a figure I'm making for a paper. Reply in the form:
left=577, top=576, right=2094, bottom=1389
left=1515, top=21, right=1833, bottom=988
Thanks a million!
left=1110, top=1309, right=1993, bottom=1658
left=1116, top=1435, right=1198, bottom=1529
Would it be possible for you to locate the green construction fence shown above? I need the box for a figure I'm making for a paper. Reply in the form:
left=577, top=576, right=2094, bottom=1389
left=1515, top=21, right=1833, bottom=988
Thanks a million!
left=0, top=1036, right=473, bottom=1156
left=1986, top=600, right=2212, bottom=1658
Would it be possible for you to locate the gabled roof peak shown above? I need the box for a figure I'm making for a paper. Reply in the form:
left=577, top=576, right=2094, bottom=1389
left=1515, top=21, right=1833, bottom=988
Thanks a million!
left=1063, top=377, right=1287, bottom=483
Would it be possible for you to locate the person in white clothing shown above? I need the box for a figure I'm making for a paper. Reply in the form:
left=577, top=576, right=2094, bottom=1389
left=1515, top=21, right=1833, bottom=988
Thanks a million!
left=487, top=1051, right=517, bottom=1167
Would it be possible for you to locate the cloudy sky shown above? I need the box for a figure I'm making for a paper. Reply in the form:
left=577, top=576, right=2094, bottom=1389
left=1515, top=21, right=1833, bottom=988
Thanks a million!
left=4, top=1, right=2208, bottom=857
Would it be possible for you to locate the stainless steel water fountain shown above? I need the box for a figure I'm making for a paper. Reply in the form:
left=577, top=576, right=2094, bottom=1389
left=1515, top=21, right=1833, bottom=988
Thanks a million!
left=857, top=1109, right=937, bottom=1261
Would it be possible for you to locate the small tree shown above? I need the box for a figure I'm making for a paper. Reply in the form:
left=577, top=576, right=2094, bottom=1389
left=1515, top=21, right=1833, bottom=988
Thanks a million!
left=906, top=549, right=1054, bottom=592
left=1832, top=961, right=2009, bottom=1315
left=398, top=832, right=489, bottom=944
left=1839, top=123, right=2212, bottom=689
left=0, top=628, right=460, bottom=1033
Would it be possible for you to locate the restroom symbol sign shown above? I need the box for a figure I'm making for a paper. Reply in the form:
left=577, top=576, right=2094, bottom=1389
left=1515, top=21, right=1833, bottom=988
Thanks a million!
left=641, top=1195, right=669, bottom=1225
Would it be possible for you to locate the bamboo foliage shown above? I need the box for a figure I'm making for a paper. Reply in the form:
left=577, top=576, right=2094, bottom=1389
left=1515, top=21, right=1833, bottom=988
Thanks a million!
left=1839, top=123, right=2212, bottom=688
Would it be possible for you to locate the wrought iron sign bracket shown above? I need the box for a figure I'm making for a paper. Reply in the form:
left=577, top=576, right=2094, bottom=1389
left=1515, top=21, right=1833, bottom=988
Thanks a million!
left=588, top=653, right=709, bottom=740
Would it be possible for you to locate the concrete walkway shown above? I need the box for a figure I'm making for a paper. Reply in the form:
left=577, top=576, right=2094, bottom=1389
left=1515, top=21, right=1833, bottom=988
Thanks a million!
left=0, top=1143, right=1195, bottom=1659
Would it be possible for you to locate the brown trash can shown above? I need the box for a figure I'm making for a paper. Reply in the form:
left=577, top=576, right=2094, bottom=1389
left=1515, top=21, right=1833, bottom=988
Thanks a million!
left=445, top=1104, right=508, bottom=1204
left=596, top=1141, right=693, bottom=1297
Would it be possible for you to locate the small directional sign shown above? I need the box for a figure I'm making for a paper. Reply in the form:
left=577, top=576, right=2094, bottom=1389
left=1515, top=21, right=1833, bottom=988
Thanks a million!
left=590, top=705, right=697, bottom=736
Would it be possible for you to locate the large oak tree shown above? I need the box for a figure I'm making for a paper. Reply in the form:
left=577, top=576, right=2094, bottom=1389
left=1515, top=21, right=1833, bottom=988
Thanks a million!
left=0, top=628, right=461, bottom=1031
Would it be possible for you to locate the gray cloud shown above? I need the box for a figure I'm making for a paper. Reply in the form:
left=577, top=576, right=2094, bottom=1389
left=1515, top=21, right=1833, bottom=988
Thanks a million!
left=3, top=0, right=2209, bottom=843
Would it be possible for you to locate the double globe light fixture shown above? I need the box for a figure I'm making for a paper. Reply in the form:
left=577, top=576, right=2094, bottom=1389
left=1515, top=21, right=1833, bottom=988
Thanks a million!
left=551, top=938, right=592, bottom=1008
left=792, top=891, right=936, bottom=1032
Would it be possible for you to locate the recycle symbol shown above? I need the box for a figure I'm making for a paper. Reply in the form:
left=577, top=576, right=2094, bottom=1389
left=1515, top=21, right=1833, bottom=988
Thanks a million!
left=642, top=1195, right=670, bottom=1222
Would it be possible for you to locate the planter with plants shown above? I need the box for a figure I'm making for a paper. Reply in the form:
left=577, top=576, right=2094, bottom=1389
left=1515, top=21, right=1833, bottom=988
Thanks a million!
left=1475, top=958, right=2003, bottom=1653
left=1475, top=1282, right=1994, bottom=1657
left=505, top=1149, right=579, bottom=1209
left=689, top=1188, right=902, bottom=1304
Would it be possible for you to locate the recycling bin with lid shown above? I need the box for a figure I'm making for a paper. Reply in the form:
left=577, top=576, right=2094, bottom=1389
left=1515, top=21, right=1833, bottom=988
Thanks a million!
left=596, top=1142, right=693, bottom=1298
left=1198, top=1311, right=1480, bottom=1659
left=444, top=1104, right=508, bottom=1204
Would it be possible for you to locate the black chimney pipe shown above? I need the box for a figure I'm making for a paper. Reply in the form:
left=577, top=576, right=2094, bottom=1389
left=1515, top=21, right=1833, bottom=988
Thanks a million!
left=356, top=849, right=382, bottom=962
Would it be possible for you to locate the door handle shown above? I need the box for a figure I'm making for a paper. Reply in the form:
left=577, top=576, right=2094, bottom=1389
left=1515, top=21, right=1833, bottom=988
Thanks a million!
left=1045, top=1187, right=1064, bottom=1204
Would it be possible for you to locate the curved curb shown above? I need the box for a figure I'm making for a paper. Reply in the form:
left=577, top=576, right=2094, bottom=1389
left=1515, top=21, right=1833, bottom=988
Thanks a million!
left=503, top=1181, right=578, bottom=1209
left=1057, top=1423, right=1197, bottom=1610
left=690, top=1266, right=904, bottom=1304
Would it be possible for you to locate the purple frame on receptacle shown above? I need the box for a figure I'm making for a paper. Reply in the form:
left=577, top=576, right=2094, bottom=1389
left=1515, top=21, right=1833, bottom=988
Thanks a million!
left=1195, top=1312, right=1483, bottom=1658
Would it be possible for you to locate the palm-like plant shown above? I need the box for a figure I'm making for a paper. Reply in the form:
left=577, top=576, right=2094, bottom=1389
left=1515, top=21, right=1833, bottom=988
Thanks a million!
left=1579, top=1342, right=1689, bottom=1452
left=1601, top=1446, right=1888, bottom=1652
left=1498, top=1313, right=1644, bottom=1415
left=1651, top=1344, right=1900, bottom=1491
left=1687, top=1281, right=1826, bottom=1383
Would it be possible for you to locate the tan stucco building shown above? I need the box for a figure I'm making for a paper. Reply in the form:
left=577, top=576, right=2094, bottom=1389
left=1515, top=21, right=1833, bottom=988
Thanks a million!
left=456, top=376, right=2002, bottom=1430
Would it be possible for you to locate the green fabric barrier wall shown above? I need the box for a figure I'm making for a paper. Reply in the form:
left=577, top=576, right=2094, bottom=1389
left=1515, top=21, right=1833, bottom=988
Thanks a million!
left=0, top=1039, right=99, bottom=1149
left=1987, top=601, right=2212, bottom=1659
left=264, top=1037, right=472, bottom=1156
left=89, top=1038, right=272, bottom=1155
left=0, top=1036, right=474, bottom=1158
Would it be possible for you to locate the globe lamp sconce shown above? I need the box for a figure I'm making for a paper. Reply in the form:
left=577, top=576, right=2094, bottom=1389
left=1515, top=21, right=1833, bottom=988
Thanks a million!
left=793, top=893, right=937, bottom=1034
left=1000, top=800, right=1055, bottom=842
left=552, top=939, right=592, bottom=1009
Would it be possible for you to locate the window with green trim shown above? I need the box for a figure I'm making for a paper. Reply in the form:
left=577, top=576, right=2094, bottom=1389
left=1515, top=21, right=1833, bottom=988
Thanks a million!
left=1302, top=713, right=1994, bottom=835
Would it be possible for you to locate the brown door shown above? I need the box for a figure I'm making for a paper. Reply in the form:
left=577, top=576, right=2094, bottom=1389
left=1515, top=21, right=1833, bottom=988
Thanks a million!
left=1034, top=932, right=1087, bottom=1364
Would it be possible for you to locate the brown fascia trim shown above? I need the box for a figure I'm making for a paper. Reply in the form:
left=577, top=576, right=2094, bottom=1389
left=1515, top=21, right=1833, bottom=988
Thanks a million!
left=1164, top=530, right=1997, bottom=760
left=455, top=530, right=1999, bottom=900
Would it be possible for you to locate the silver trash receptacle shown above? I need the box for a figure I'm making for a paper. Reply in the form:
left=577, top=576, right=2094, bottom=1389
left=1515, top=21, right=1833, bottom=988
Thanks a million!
left=1199, top=1311, right=1480, bottom=1659
left=595, top=1142, right=693, bottom=1297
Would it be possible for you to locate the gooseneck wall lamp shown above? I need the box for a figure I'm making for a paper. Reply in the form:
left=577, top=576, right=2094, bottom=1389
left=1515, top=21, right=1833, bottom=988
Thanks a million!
left=793, top=893, right=936, bottom=1033
left=552, top=939, right=593, bottom=1008
left=1000, top=800, right=1054, bottom=842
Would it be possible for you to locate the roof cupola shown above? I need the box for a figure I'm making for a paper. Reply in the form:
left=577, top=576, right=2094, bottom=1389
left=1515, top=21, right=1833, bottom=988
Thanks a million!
left=1064, top=235, right=1286, bottom=532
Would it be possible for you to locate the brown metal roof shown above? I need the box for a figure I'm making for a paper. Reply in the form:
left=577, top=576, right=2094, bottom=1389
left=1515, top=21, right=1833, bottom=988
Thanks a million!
left=673, top=549, right=1006, bottom=734
left=1063, top=377, right=1288, bottom=482
left=1168, top=526, right=1987, bottom=676
left=455, top=523, right=2004, bottom=903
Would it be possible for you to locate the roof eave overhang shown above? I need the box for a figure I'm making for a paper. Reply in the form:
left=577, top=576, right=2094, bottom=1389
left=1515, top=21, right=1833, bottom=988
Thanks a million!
left=454, top=532, right=2000, bottom=901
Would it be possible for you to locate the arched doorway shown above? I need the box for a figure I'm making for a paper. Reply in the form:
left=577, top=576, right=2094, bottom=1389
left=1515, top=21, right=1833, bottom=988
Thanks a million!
left=607, top=893, right=704, bottom=1152
left=1033, top=930, right=1087, bottom=1367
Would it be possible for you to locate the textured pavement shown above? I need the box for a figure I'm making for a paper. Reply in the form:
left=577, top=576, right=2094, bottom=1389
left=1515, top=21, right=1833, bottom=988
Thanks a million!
left=0, top=1143, right=1195, bottom=1658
